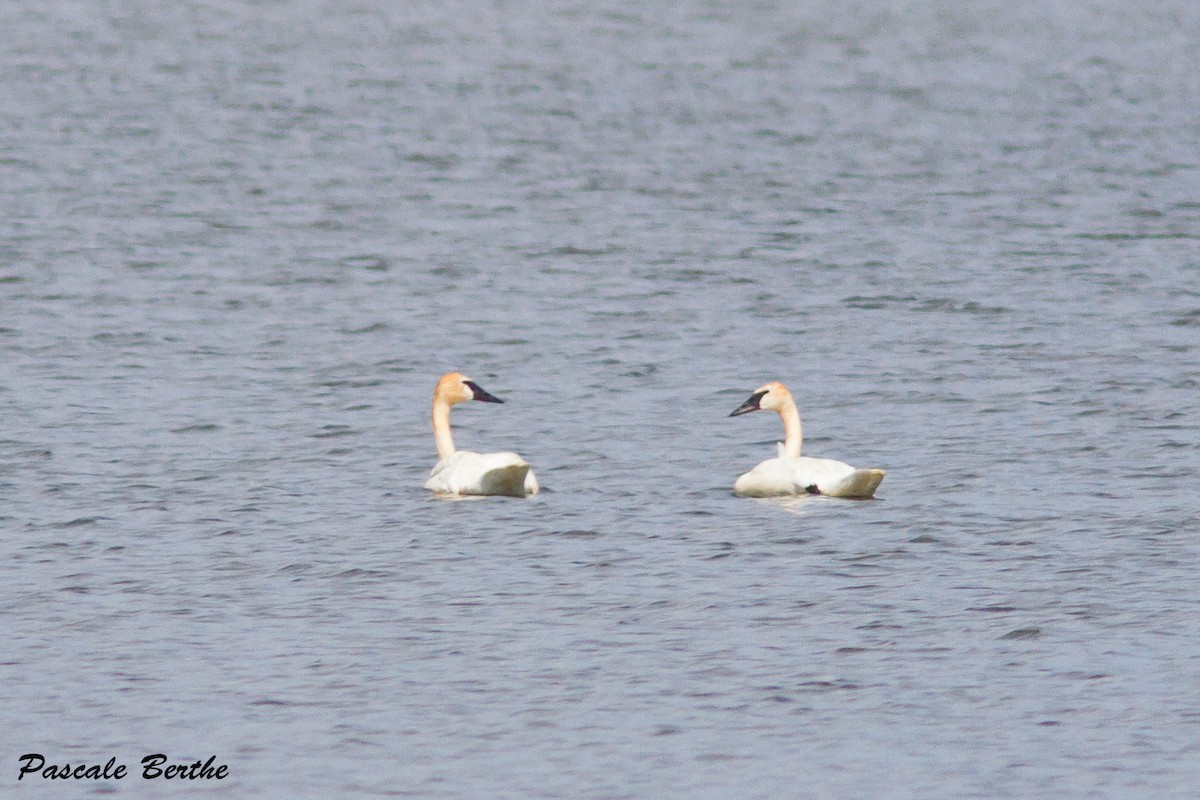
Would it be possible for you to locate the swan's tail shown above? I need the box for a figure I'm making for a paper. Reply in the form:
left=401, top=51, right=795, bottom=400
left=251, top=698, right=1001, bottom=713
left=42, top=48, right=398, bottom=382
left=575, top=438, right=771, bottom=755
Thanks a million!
left=827, top=468, right=885, bottom=498
left=478, top=463, right=534, bottom=497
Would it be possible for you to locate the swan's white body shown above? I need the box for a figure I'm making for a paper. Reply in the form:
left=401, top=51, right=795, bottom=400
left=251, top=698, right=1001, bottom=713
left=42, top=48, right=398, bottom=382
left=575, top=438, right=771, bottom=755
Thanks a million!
left=733, top=443, right=884, bottom=498
left=425, top=450, right=538, bottom=497
left=423, top=373, right=539, bottom=498
left=729, top=382, right=884, bottom=499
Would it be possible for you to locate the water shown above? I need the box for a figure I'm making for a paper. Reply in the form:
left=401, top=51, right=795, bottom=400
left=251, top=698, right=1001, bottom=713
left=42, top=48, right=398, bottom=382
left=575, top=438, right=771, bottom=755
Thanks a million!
left=3, top=1, right=1199, bottom=796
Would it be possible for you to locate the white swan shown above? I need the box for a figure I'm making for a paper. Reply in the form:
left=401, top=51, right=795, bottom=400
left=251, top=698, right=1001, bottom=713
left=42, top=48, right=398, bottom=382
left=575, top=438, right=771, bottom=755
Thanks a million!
left=729, top=381, right=884, bottom=498
left=424, top=372, right=540, bottom=497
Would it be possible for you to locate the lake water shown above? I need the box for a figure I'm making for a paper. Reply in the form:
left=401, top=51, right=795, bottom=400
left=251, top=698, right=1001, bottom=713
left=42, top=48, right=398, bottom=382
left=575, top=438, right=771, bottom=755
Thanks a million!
left=3, top=1, right=1199, bottom=797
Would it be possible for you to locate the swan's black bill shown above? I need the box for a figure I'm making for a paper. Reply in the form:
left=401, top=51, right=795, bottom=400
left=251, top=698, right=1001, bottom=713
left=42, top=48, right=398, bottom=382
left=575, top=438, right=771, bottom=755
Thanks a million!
left=729, top=390, right=767, bottom=417
left=465, top=381, right=504, bottom=403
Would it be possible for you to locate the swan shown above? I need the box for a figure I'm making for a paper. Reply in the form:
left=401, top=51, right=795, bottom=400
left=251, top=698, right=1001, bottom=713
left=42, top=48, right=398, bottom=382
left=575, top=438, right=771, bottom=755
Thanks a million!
left=728, top=381, right=884, bottom=498
left=423, top=372, right=540, bottom=497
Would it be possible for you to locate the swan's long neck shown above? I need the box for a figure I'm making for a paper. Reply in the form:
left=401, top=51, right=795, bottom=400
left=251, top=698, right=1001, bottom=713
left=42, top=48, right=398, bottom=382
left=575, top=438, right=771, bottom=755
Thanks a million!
left=778, top=397, right=803, bottom=458
left=432, top=399, right=456, bottom=459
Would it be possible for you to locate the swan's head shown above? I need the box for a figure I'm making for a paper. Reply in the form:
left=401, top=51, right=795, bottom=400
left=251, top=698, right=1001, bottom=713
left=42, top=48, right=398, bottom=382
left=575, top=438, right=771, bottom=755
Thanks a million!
left=729, top=381, right=791, bottom=416
left=434, top=372, right=504, bottom=406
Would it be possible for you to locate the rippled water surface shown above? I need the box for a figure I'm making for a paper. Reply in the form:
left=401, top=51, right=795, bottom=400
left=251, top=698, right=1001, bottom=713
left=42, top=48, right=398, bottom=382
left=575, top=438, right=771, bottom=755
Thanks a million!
left=4, top=1, right=1200, bottom=797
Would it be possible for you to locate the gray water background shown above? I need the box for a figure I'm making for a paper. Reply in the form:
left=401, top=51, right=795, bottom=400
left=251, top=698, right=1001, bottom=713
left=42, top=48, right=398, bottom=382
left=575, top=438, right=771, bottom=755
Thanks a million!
left=3, top=1, right=1200, bottom=797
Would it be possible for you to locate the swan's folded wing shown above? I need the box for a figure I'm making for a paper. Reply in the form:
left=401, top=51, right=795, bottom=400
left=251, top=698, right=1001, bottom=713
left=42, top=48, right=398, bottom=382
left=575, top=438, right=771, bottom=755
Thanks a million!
left=819, top=467, right=884, bottom=498
left=794, top=457, right=884, bottom=498
left=425, top=451, right=535, bottom=497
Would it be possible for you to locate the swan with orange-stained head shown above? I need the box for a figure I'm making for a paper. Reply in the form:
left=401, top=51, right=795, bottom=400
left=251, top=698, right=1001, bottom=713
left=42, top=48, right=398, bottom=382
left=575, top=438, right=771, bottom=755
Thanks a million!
left=728, top=381, right=884, bottom=498
left=424, top=372, right=539, bottom=497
